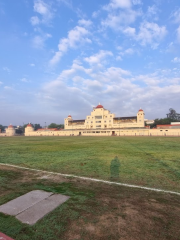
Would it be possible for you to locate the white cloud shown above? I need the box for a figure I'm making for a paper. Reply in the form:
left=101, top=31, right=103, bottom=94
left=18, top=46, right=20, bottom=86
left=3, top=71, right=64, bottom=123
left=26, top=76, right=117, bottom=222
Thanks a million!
left=146, top=5, right=159, bottom=19
left=3, top=67, right=11, bottom=73
left=104, top=0, right=132, bottom=10
left=34, top=0, right=49, bottom=15
left=32, top=35, right=45, bottom=48
left=32, top=33, right=51, bottom=48
left=30, top=16, right=40, bottom=25
left=101, top=9, right=140, bottom=30
left=123, top=22, right=167, bottom=48
left=171, top=8, right=180, bottom=23
left=4, top=86, right=13, bottom=90
left=172, top=57, right=180, bottom=63
left=132, top=0, right=142, bottom=5
left=177, top=26, right=180, bottom=42
left=30, top=63, right=35, bottom=67
left=132, top=22, right=167, bottom=48
left=92, top=10, right=101, bottom=18
left=78, top=19, right=92, bottom=27
left=119, top=48, right=135, bottom=57
left=50, top=25, right=91, bottom=65
left=31, top=0, right=53, bottom=25
left=0, top=81, right=3, bottom=85
left=84, top=50, right=113, bottom=66
left=57, top=0, right=73, bottom=9
left=123, top=27, right=136, bottom=35
left=21, top=78, right=29, bottom=82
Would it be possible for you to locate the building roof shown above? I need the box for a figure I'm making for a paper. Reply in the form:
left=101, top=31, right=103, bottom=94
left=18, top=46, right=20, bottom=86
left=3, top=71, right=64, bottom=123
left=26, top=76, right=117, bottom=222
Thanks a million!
left=8, top=124, right=14, bottom=128
left=27, top=123, right=32, bottom=127
left=68, top=115, right=72, bottom=117
left=96, top=104, right=104, bottom=109
left=138, top=109, right=144, bottom=112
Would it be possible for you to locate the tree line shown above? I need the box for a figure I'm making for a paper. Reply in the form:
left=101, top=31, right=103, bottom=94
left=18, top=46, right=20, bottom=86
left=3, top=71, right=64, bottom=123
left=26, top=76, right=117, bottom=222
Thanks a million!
left=149, top=108, right=180, bottom=128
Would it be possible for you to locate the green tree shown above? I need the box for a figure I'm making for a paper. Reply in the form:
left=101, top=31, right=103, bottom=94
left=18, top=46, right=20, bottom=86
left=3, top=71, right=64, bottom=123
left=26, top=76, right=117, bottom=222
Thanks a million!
left=0, top=124, right=5, bottom=132
left=167, top=108, right=180, bottom=120
left=48, top=123, right=64, bottom=129
left=34, top=124, right=42, bottom=131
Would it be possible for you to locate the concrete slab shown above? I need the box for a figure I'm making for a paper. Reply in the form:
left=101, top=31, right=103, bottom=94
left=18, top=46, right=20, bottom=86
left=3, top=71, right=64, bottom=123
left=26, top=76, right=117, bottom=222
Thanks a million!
left=16, top=194, right=70, bottom=225
left=0, top=190, right=52, bottom=216
left=0, top=232, right=14, bottom=240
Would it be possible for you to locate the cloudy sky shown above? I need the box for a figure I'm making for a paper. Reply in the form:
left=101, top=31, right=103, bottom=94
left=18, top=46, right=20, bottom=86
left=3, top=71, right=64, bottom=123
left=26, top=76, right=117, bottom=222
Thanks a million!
left=0, top=0, right=180, bottom=126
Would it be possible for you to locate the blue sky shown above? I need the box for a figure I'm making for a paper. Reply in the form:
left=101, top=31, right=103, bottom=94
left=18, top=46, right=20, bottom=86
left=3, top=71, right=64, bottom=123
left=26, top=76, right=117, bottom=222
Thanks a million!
left=0, top=0, right=180, bottom=126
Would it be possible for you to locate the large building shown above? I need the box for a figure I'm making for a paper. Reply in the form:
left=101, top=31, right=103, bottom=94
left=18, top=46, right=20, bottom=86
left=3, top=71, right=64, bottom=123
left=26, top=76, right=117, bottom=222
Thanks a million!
left=1, top=104, right=180, bottom=137
left=24, top=104, right=180, bottom=137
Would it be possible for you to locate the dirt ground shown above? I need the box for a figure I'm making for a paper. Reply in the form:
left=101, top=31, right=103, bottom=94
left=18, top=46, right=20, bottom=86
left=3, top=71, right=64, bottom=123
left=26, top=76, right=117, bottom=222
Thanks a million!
left=0, top=165, right=180, bottom=240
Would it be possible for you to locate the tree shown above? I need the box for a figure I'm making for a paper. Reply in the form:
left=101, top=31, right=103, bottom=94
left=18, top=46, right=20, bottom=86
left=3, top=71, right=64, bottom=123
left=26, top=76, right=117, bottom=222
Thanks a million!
left=166, top=108, right=180, bottom=120
left=0, top=124, right=5, bottom=132
left=48, top=123, right=64, bottom=129
left=15, top=126, right=23, bottom=134
left=34, top=124, right=42, bottom=131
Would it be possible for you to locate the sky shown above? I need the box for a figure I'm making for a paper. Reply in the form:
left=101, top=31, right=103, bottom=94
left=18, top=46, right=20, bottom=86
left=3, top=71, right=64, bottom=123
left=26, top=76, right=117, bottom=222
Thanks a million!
left=0, top=0, right=180, bottom=126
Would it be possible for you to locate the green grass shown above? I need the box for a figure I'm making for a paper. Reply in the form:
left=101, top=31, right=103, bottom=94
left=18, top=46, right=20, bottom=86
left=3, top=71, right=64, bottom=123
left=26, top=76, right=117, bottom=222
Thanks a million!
left=0, top=167, right=180, bottom=240
left=0, top=136, right=180, bottom=191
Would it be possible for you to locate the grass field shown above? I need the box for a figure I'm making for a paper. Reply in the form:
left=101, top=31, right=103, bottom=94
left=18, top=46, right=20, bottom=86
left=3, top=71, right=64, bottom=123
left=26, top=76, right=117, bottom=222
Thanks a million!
left=0, top=165, right=180, bottom=240
left=0, top=136, right=180, bottom=192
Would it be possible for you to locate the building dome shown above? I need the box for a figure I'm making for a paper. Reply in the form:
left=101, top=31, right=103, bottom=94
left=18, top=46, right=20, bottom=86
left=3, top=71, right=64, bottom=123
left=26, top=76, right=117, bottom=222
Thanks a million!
left=8, top=124, right=14, bottom=128
left=27, top=123, right=32, bottom=127
left=96, top=104, right=104, bottom=109
left=68, top=115, right=72, bottom=118
left=138, top=109, right=143, bottom=112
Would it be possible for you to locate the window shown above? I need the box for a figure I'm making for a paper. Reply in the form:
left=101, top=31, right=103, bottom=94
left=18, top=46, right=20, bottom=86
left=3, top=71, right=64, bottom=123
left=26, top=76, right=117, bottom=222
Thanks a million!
left=95, top=116, right=102, bottom=119
left=96, top=121, right=101, bottom=123
left=109, top=120, right=111, bottom=122
left=96, top=131, right=100, bottom=133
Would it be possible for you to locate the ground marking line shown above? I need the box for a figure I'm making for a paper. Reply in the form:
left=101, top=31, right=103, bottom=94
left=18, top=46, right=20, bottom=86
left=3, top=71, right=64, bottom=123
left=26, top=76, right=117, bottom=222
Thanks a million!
left=1, top=163, right=180, bottom=196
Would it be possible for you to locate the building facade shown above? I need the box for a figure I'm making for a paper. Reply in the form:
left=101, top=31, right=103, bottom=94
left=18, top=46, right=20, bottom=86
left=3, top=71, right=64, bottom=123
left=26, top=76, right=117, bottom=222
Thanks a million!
left=0, top=124, right=15, bottom=137
left=24, top=104, right=180, bottom=137
left=1, top=104, right=180, bottom=137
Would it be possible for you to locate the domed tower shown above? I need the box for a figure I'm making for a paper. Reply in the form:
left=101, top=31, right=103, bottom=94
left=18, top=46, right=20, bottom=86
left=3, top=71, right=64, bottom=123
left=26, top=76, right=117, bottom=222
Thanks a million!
left=6, top=124, right=15, bottom=136
left=137, top=109, right=145, bottom=127
left=95, top=104, right=104, bottom=109
left=64, top=115, right=72, bottom=129
left=25, top=123, right=34, bottom=136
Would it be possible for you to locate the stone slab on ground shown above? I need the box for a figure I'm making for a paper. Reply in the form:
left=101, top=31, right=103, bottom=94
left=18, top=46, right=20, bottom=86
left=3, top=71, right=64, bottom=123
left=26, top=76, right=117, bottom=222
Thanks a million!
left=0, top=232, right=14, bottom=240
left=0, top=190, right=53, bottom=216
left=16, top=194, right=70, bottom=225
